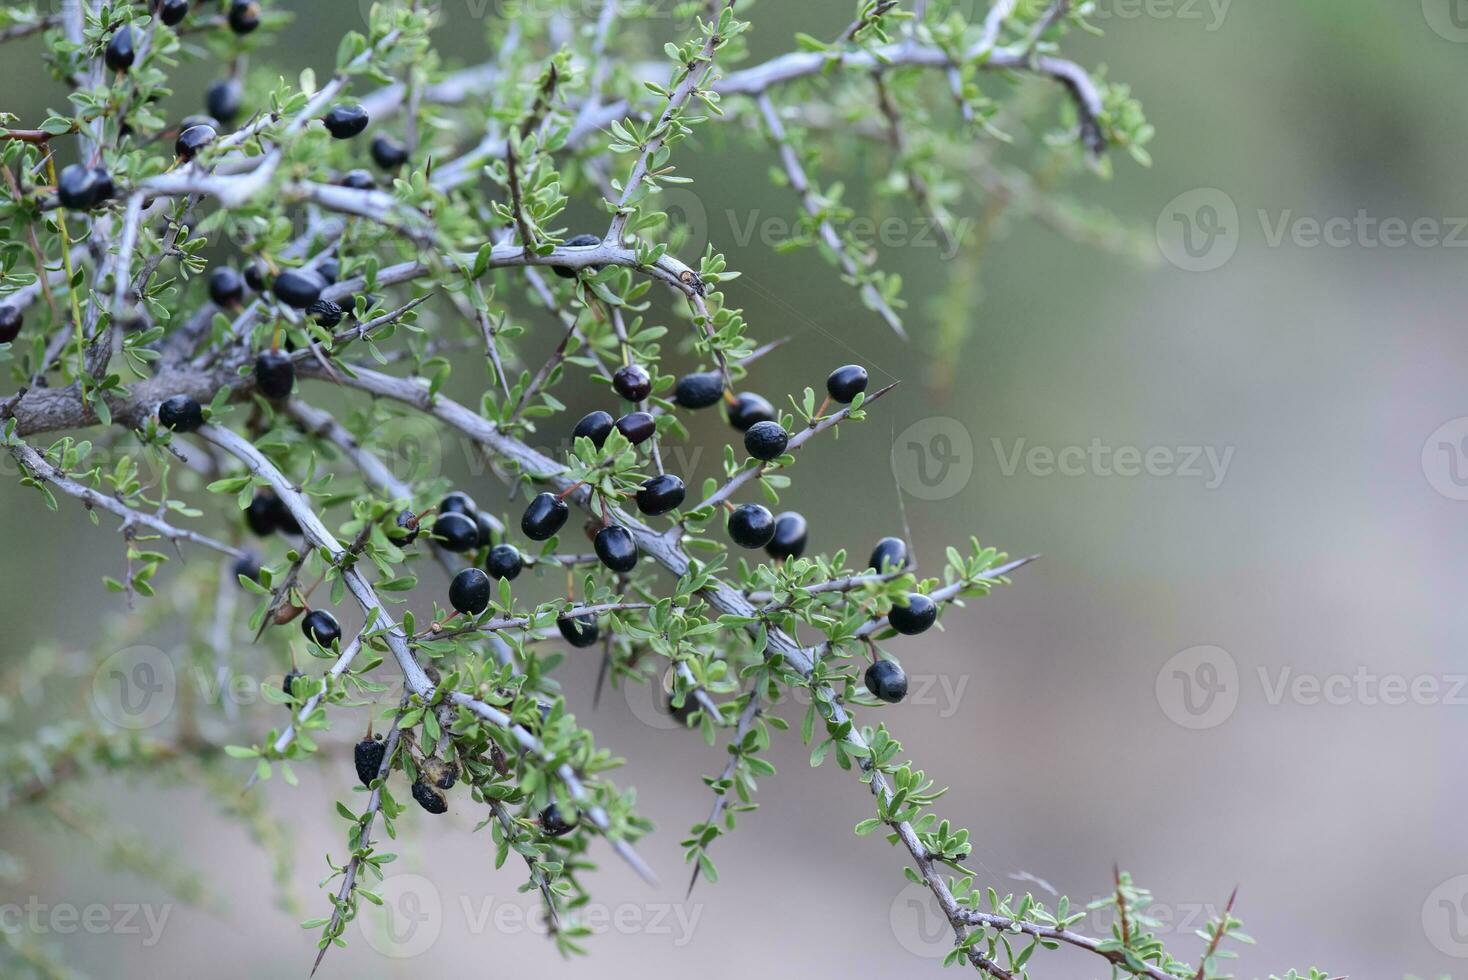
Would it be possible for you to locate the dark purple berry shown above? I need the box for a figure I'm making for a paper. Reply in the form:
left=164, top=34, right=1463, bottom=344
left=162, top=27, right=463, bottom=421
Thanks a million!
left=90, top=169, right=115, bottom=204
left=727, top=392, right=776, bottom=432
left=254, top=349, right=294, bottom=399
left=244, top=261, right=268, bottom=292
left=615, top=411, right=656, bottom=446
left=105, top=26, right=135, bottom=73
left=552, top=233, right=602, bottom=279
left=766, top=512, right=808, bottom=560
left=268, top=493, right=302, bottom=535
left=594, top=525, right=638, bottom=574
left=245, top=493, right=278, bottom=536
left=156, top=0, right=189, bottom=27
left=540, top=803, right=578, bottom=837
left=612, top=364, right=652, bottom=402
left=673, top=371, right=724, bottom=409
left=411, top=778, right=447, bottom=814
left=635, top=474, right=684, bottom=516
left=433, top=512, right=479, bottom=553
left=449, top=567, right=492, bottom=616
left=392, top=510, right=420, bottom=544
left=302, top=609, right=342, bottom=648
left=371, top=133, right=409, bottom=170
left=282, top=668, right=304, bottom=702
left=485, top=544, right=523, bottom=581
left=157, top=395, right=203, bottom=432
left=232, top=551, right=262, bottom=584
left=572, top=411, right=614, bottom=449
left=521, top=492, right=569, bottom=541
left=316, top=258, right=340, bottom=284
left=354, top=735, right=386, bottom=787
left=339, top=169, right=375, bottom=191
left=869, top=537, right=909, bottom=573
left=557, top=614, right=599, bottom=648
left=727, top=503, right=775, bottom=549
left=272, top=269, right=325, bottom=309
left=208, top=267, right=244, bottom=307
left=227, top=0, right=261, bottom=35
left=888, top=594, right=938, bottom=636
left=308, top=299, right=344, bottom=327
left=864, top=660, right=908, bottom=704
left=440, top=492, right=477, bottom=517
left=57, top=164, right=103, bottom=210
left=0, top=305, right=21, bottom=344
left=827, top=364, right=869, bottom=404
left=174, top=123, right=216, bottom=161
left=323, top=104, right=369, bottom=140
left=205, top=78, right=243, bottom=124
left=744, top=420, right=788, bottom=461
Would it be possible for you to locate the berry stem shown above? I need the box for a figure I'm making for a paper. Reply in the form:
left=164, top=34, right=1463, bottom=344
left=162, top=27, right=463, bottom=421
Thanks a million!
left=813, top=394, right=831, bottom=421
left=555, top=481, right=585, bottom=501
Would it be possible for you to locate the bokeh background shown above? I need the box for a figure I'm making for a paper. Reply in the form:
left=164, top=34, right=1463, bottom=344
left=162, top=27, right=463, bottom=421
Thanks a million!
left=4, top=1, right=1468, bottom=977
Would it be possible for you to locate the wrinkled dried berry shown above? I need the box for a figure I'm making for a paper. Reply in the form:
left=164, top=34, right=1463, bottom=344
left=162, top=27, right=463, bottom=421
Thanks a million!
left=309, top=299, right=344, bottom=327
left=412, top=778, right=447, bottom=814
left=354, top=735, right=386, bottom=787
left=421, top=757, right=458, bottom=790
left=744, top=420, right=788, bottom=461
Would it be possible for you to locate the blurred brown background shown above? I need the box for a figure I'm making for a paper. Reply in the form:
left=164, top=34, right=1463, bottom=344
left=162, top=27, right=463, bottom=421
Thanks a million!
left=5, top=1, right=1468, bottom=977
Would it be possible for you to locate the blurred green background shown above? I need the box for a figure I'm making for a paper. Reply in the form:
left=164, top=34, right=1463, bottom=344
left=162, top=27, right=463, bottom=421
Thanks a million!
left=5, top=1, right=1468, bottom=977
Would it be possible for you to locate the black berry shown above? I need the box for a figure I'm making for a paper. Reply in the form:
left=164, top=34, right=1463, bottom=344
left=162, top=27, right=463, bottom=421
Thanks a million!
left=572, top=410, right=614, bottom=449
left=354, top=735, right=386, bottom=787
left=269, top=493, right=302, bottom=536
left=371, top=133, right=409, bottom=170
left=521, top=492, right=569, bottom=541
left=615, top=411, right=656, bottom=446
left=411, top=778, right=447, bottom=814
left=208, top=267, right=245, bottom=307
left=323, top=104, right=369, bottom=140
left=254, top=349, right=295, bottom=400
left=827, top=364, right=869, bottom=404
left=232, top=550, right=263, bottom=584
left=90, top=169, right=115, bottom=204
left=272, top=269, right=325, bottom=309
left=0, top=305, right=22, bottom=345
left=594, top=525, right=639, bottom=574
left=56, top=164, right=103, bottom=210
left=744, top=420, right=788, bottom=461
left=727, top=392, right=776, bottom=432
left=864, top=660, right=908, bottom=704
left=339, top=169, right=375, bottom=191
left=157, top=394, right=203, bottom=432
left=557, top=614, right=599, bottom=648
left=244, top=261, right=268, bottom=292
left=474, top=512, right=497, bottom=549
left=727, top=503, right=775, bottom=549
left=869, top=536, right=909, bottom=573
left=156, top=0, right=189, bottom=27
left=433, top=512, right=479, bottom=553
left=205, top=78, right=244, bottom=124
left=673, top=371, right=724, bottom=409
left=888, top=593, right=938, bottom=636
left=485, top=544, right=523, bottom=581
left=635, top=474, right=684, bottom=516
left=302, top=609, right=342, bottom=648
left=227, top=0, right=261, bottom=35
left=440, top=492, right=477, bottom=517
left=174, top=123, right=216, bottom=161
left=282, top=668, right=304, bottom=702
left=309, top=299, right=344, bottom=327
left=317, top=258, right=340, bottom=284
left=552, top=233, right=602, bottom=279
left=449, top=567, right=492, bottom=616
left=245, top=493, right=278, bottom=536
left=766, top=512, right=808, bottom=560
left=612, top=364, right=652, bottom=402
left=392, top=509, right=421, bottom=544
left=105, top=26, right=135, bottom=73
left=540, top=803, right=578, bottom=837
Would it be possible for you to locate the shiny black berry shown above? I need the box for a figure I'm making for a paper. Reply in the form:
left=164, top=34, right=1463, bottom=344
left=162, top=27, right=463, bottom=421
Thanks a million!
left=411, top=778, right=447, bottom=814
left=302, top=609, right=342, bottom=648
left=205, top=78, right=244, bottom=124
left=157, top=394, right=203, bottom=432
left=522, top=492, right=569, bottom=541
left=766, top=512, right=808, bottom=560
left=227, top=0, right=261, bottom=35
left=174, top=123, right=216, bottom=161
left=673, top=371, right=723, bottom=409
left=635, top=474, right=684, bottom=516
left=90, top=169, right=115, bottom=204
left=433, top=512, right=479, bottom=553
left=245, top=493, right=278, bottom=536
left=317, top=258, right=340, bottom=285
left=254, top=349, right=295, bottom=400
left=727, top=503, right=775, bottom=549
left=485, top=544, right=523, bottom=581
left=474, top=512, right=497, bottom=550
left=449, top=567, right=492, bottom=616
left=392, top=510, right=420, bottom=544
left=552, top=233, right=601, bottom=279
left=727, top=392, right=776, bottom=432
left=339, top=169, right=375, bottom=191
left=440, top=492, right=477, bottom=517
left=869, top=536, right=909, bottom=573
left=269, top=493, right=302, bottom=535
left=244, top=261, right=268, bottom=292
left=57, top=164, right=102, bottom=210
left=540, top=803, right=578, bottom=837
left=354, top=735, right=386, bottom=787
left=594, top=525, right=638, bottom=574
left=612, top=364, right=652, bottom=402
left=232, top=551, right=263, bottom=584
left=827, top=364, right=869, bottom=404
left=744, top=420, right=788, bottom=461
left=272, top=269, right=325, bottom=309
left=282, top=668, right=304, bottom=701
left=105, top=26, right=135, bottom=72
left=0, top=305, right=21, bottom=344
left=371, top=133, right=409, bottom=170
left=888, top=594, right=938, bottom=636
left=323, top=104, right=369, bottom=140
left=207, top=267, right=244, bottom=308
left=309, top=299, right=344, bottom=327
left=572, top=411, right=614, bottom=449
left=157, top=0, right=189, bottom=27
left=557, top=614, right=599, bottom=648
left=615, top=411, right=656, bottom=446
left=864, top=659, right=908, bottom=704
